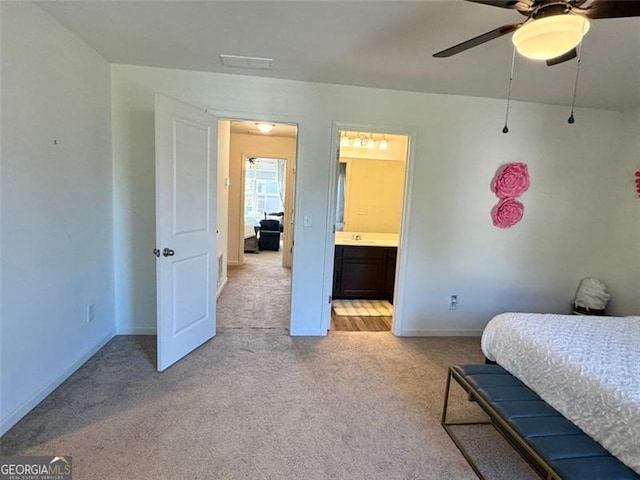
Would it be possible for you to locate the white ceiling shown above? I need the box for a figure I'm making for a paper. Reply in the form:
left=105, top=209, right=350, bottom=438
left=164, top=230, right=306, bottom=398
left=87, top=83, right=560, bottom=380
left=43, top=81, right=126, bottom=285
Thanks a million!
left=37, top=1, right=640, bottom=110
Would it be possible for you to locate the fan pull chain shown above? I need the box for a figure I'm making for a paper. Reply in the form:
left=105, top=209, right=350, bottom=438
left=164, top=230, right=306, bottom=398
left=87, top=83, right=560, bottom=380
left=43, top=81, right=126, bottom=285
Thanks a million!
left=568, top=24, right=587, bottom=124
left=503, top=46, right=517, bottom=134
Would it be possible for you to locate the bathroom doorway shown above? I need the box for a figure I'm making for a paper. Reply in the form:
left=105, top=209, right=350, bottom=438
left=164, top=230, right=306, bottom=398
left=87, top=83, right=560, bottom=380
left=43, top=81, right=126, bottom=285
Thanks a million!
left=329, top=129, right=411, bottom=332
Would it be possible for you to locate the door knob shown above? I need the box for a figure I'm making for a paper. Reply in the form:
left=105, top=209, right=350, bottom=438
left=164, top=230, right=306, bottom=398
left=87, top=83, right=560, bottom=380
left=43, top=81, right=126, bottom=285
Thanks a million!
left=163, top=248, right=175, bottom=257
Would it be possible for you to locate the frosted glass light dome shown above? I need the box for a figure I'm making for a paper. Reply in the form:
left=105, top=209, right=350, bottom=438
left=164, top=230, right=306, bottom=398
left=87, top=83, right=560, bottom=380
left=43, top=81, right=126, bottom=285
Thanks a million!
left=512, top=14, right=590, bottom=60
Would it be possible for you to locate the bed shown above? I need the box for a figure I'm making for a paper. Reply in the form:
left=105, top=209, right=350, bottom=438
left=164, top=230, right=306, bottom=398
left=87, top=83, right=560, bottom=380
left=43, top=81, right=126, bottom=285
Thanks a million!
left=481, top=313, right=640, bottom=475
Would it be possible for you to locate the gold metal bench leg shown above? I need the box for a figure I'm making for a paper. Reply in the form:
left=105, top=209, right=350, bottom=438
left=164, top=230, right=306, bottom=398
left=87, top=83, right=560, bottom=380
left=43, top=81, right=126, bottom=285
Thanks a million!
left=441, top=368, right=489, bottom=480
left=441, top=367, right=564, bottom=480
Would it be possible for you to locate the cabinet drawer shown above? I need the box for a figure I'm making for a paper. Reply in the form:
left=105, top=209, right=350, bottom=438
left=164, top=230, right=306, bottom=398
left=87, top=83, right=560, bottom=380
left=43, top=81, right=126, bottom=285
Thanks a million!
left=341, top=246, right=386, bottom=260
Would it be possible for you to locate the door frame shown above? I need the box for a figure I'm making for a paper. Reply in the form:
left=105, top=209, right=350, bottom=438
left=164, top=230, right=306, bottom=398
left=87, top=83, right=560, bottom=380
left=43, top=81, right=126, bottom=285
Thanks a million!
left=239, top=153, right=294, bottom=268
left=206, top=109, right=304, bottom=334
left=322, top=121, right=418, bottom=336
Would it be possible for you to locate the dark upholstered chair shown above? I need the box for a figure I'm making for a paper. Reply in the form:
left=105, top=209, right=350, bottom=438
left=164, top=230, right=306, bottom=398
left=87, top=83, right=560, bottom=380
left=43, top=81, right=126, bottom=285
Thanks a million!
left=258, top=219, right=280, bottom=251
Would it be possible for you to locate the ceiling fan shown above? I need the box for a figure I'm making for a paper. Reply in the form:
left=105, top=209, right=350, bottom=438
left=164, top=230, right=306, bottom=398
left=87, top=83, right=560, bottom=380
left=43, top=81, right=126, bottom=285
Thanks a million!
left=433, top=0, right=640, bottom=66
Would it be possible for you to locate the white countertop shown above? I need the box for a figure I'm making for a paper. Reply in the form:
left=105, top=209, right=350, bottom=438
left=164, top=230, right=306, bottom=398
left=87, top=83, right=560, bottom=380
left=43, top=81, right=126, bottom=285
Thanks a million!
left=335, top=232, right=399, bottom=247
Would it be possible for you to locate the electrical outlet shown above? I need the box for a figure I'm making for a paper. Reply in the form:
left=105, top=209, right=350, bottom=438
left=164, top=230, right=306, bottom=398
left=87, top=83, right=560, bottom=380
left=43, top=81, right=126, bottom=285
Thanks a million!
left=449, top=295, right=458, bottom=310
left=87, top=303, right=96, bottom=322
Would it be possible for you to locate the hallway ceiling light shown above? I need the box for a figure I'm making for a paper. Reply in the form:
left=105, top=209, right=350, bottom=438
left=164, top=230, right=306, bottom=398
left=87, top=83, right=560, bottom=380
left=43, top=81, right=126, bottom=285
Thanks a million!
left=512, top=15, right=590, bottom=61
left=340, top=133, right=350, bottom=147
left=352, top=135, right=363, bottom=148
left=256, top=123, right=275, bottom=134
left=379, top=135, right=389, bottom=151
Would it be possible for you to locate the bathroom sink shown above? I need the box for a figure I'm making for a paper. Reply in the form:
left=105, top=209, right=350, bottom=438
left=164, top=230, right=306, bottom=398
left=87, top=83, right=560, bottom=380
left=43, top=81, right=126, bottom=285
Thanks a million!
left=337, top=239, right=377, bottom=246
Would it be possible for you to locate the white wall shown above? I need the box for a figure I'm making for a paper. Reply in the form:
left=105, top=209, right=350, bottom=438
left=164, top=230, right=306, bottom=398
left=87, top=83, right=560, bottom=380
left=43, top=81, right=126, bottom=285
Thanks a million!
left=607, top=107, right=640, bottom=315
left=111, top=64, right=640, bottom=337
left=340, top=157, right=405, bottom=234
left=216, top=120, right=230, bottom=296
left=1, top=3, right=114, bottom=434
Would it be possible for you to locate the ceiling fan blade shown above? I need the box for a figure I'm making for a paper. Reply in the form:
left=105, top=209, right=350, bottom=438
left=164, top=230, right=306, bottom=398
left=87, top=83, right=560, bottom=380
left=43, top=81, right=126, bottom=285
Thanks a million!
left=546, top=47, right=577, bottom=66
left=433, top=23, right=522, bottom=58
left=583, top=0, right=640, bottom=18
left=465, top=0, right=522, bottom=8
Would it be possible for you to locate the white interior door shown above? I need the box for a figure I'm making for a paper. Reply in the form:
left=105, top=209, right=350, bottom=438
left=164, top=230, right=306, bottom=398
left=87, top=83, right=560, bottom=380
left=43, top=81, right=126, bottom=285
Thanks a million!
left=155, top=94, right=218, bottom=371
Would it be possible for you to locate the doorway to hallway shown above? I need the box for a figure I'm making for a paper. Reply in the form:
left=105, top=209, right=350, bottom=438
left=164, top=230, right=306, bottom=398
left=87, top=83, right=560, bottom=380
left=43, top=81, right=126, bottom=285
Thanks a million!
left=216, top=120, right=297, bottom=332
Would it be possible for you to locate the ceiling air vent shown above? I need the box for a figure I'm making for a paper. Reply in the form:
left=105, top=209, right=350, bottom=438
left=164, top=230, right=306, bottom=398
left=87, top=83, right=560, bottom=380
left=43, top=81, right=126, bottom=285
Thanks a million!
left=219, top=54, right=273, bottom=70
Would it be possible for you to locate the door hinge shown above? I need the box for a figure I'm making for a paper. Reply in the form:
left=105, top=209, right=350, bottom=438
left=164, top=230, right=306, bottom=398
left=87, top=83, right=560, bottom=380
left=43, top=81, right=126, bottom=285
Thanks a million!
left=329, top=295, right=332, bottom=304
left=332, top=224, right=336, bottom=233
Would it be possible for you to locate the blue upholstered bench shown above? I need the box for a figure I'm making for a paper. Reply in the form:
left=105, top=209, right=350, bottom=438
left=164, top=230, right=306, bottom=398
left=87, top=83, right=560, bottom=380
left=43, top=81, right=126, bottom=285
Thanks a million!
left=441, top=364, right=640, bottom=480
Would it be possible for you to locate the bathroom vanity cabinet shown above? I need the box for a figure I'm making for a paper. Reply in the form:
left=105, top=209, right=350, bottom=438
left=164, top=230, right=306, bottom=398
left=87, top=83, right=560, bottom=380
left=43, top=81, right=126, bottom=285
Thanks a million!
left=333, top=245, right=396, bottom=302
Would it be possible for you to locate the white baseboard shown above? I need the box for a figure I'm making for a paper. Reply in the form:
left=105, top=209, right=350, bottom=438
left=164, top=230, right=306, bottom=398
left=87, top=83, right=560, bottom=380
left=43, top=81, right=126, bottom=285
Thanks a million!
left=216, top=276, right=228, bottom=299
left=0, top=329, right=116, bottom=436
left=399, top=329, right=483, bottom=337
left=289, top=328, right=326, bottom=336
left=116, top=326, right=156, bottom=335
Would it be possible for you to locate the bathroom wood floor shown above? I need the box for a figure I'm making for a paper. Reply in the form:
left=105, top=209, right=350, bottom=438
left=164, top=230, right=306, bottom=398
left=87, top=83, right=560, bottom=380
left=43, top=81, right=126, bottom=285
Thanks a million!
left=330, top=311, right=392, bottom=332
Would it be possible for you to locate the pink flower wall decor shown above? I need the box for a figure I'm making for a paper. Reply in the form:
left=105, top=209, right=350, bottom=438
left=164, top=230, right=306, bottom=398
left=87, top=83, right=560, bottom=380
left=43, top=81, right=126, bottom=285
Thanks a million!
left=492, top=198, right=525, bottom=228
left=635, top=171, right=640, bottom=197
left=490, top=162, right=529, bottom=228
left=492, top=162, right=530, bottom=199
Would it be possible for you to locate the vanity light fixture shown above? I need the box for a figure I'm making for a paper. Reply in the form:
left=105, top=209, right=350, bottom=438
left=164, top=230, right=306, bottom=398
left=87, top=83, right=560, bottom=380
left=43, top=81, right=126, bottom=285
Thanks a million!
left=342, top=131, right=391, bottom=150
left=366, top=135, right=376, bottom=149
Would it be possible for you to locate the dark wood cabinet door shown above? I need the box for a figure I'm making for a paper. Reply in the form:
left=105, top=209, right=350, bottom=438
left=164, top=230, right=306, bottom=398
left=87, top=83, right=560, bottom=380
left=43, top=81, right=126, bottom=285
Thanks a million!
left=333, top=245, right=396, bottom=300
left=340, top=257, right=386, bottom=298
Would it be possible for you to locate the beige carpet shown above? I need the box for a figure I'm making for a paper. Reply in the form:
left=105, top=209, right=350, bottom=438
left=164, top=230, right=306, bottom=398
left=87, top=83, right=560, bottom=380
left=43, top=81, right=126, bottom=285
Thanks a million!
left=0, top=332, right=537, bottom=480
left=0, top=250, right=537, bottom=479
left=332, top=299, right=393, bottom=317
left=217, top=249, right=290, bottom=331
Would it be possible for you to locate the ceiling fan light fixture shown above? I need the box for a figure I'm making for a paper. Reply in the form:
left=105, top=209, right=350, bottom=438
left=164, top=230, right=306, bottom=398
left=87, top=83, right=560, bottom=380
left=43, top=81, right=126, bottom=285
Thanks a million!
left=512, top=14, right=590, bottom=61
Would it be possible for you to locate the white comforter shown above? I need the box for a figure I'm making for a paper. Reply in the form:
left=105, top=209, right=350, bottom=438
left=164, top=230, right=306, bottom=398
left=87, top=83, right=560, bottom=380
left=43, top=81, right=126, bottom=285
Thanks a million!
left=481, top=313, right=640, bottom=474
left=244, top=221, right=257, bottom=239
